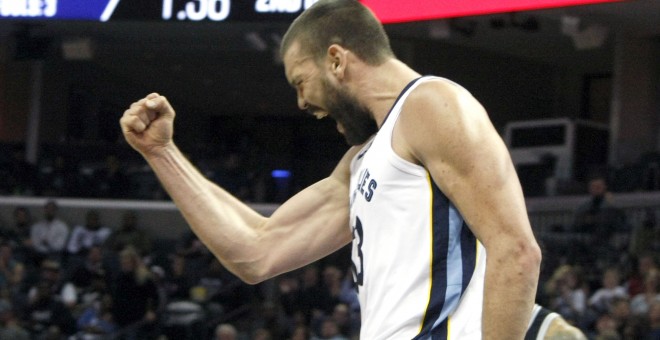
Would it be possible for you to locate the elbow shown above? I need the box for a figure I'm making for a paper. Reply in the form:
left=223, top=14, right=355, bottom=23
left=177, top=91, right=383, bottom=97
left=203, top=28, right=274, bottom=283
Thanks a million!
left=518, top=239, right=542, bottom=280
left=236, top=270, right=268, bottom=285
left=226, top=260, right=274, bottom=285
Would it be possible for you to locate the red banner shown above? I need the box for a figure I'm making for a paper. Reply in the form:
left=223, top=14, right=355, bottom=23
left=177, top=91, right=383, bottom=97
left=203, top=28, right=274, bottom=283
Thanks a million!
left=360, top=0, right=624, bottom=23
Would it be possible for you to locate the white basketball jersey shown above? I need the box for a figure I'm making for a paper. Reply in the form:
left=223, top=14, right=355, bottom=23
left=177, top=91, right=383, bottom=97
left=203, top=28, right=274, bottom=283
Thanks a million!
left=349, top=76, right=487, bottom=339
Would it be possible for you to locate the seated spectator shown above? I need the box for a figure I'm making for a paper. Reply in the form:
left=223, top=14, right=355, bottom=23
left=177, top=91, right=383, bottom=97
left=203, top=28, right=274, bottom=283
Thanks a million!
left=111, top=247, right=159, bottom=339
left=162, top=255, right=193, bottom=302
left=290, top=325, right=312, bottom=340
left=312, top=318, right=349, bottom=340
left=647, top=300, right=660, bottom=339
left=608, top=296, right=632, bottom=337
left=30, top=200, right=70, bottom=261
left=0, top=298, right=30, bottom=340
left=104, top=211, right=152, bottom=256
left=23, top=279, right=76, bottom=338
left=68, top=246, right=114, bottom=305
left=193, top=258, right=252, bottom=312
left=27, top=260, right=77, bottom=310
left=67, top=210, right=112, bottom=261
left=589, top=267, right=628, bottom=314
left=591, top=313, right=619, bottom=340
left=214, top=323, right=238, bottom=340
left=630, top=269, right=660, bottom=316
left=0, top=242, right=25, bottom=300
left=628, top=209, right=659, bottom=260
left=329, top=303, right=359, bottom=339
left=571, top=176, right=626, bottom=265
left=1, top=207, right=34, bottom=266
left=75, top=294, right=116, bottom=339
left=544, top=264, right=587, bottom=323
left=626, top=253, right=658, bottom=297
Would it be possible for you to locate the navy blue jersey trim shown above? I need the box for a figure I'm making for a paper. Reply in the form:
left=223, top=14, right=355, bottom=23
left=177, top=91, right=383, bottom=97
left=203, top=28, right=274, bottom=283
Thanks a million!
left=525, top=307, right=553, bottom=340
left=413, top=183, right=450, bottom=340
left=460, top=222, right=477, bottom=293
left=379, top=76, right=425, bottom=128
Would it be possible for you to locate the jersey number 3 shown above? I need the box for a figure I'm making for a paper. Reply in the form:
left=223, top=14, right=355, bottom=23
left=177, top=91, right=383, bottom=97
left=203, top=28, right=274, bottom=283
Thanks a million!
left=351, top=216, right=365, bottom=287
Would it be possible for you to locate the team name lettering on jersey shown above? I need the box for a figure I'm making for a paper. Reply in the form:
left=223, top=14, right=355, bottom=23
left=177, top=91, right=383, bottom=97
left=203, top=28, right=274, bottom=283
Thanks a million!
left=352, top=168, right=378, bottom=204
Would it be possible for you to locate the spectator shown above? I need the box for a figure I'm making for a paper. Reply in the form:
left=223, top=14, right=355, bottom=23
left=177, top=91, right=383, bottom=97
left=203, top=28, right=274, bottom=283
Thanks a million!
left=30, top=200, right=70, bottom=261
left=27, top=260, right=77, bottom=310
left=162, top=255, right=192, bottom=302
left=290, top=325, right=311, bottom=340
left=0, top=299, right=30, bottom=340
left=111, top=247, right=159, bottom=339
left=630, top=269, right=660, bottom=315
left=626, top=253, right=658, bottom=297
left=66, top=210, right=112, bottom=259
left=312, top=318, right=349, bottom=340
left=0, top=242, right=25, bottom=300
left=628, top=209, right=659, bottom=259
left=75, top=293, right=116, bottom=339
left=1, top=207, right=33, bottom=256
left=571, top=176, right=626, bottom=265
left=252, top=327, right=273, bottom=340
left=214, top=323, right=238, bottom=340
left=591, top=313, right=619, bottom=340
left=647, top=300, right=660, bottom=339
left=329, top=303, right=359, bottom=339
left=298, top=265, right=334, bottom=321
left=5, top=207, right=39, bottom=268
left=589, top=267, right=628, bottom=314
left=23, top=279, right=76, bottom=338
left=68, top=246, right=113, bottom=301
left=544, top=264, right=587, bottom=323
left=104, top=211, right=152, bottom=256
left=608, top=296, right=632, bottom=337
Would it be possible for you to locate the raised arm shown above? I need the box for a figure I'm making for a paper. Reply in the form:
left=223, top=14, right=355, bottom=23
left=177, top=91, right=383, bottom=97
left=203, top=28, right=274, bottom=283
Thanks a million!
left=394, top=81, right=542, bottom=339
left=120, top=93, right=354, bottom=284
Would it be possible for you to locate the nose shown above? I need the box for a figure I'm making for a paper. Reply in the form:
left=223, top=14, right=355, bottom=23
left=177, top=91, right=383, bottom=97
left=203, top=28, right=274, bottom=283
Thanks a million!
left=297, top=95, right=308, bottom=111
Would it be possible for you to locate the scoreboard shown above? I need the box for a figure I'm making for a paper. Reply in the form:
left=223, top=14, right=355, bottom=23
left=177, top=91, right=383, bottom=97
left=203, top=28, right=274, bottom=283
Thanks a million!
left=0, top=0, right=624, bottom=23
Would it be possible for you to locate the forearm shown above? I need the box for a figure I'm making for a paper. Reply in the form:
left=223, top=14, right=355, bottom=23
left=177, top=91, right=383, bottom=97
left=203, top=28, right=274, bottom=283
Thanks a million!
left=482, top=243, right=541, bottom=339
left=143, top=144, right=267, bottom=280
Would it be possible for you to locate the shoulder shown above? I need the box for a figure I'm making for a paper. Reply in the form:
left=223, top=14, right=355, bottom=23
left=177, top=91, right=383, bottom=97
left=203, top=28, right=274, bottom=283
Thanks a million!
left=395, top=77, right=497, bottom=167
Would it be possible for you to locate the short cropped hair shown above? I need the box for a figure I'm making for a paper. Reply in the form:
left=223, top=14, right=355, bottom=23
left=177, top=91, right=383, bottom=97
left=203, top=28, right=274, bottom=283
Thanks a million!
left=281, top=0, right=394, bottom=65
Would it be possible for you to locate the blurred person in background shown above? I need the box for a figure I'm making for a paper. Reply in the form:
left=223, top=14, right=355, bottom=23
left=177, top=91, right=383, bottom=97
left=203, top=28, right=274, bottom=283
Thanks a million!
left=67, top=210, right=112, bottom=258
left=111, top=246, right=160, bottom=339
left=104, top=211, right=152, bottom=256
left=30, top=200, right=69, bottom=262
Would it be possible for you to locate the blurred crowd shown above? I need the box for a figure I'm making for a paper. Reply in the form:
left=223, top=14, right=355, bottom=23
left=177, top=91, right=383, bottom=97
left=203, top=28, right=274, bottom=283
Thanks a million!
left=0, top=200, right=360, bottom=340
left=1, top=143, right=660, bottom=339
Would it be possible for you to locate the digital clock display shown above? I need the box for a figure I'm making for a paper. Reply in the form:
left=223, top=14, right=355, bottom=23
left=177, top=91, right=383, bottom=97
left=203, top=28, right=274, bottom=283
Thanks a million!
left=0, top=0, right=624, bottom=22
left=0, top=0, right=320, bottom=21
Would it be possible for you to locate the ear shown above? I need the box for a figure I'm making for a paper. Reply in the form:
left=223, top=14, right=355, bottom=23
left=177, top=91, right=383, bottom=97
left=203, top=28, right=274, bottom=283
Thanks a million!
left=326, top=44, right=347, bottom=80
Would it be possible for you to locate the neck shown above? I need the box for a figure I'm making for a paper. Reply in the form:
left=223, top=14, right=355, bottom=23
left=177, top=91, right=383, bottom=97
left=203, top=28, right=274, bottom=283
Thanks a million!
left=350, top=58, right=420, bottom=128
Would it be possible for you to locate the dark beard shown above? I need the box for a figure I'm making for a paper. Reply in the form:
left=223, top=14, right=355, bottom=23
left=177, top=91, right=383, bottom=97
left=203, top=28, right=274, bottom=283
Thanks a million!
left=322, top=77, right=377, bottom=145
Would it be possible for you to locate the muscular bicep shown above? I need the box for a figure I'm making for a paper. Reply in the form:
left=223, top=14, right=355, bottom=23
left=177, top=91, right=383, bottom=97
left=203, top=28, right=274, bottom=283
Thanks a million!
left=244, top=146, right=358, bottom=279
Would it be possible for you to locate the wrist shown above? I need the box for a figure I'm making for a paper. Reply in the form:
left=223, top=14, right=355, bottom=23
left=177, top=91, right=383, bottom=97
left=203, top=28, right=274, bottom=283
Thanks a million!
left=142, top=142, right=177, bottom=159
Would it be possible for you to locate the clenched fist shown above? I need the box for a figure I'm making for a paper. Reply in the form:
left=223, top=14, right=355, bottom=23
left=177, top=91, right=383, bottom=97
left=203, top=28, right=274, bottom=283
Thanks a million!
left=120, top=93, right=175, bottom=156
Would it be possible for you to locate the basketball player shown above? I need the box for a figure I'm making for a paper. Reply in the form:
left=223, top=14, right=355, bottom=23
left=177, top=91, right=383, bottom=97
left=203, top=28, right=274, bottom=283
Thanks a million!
left=120, top=0, right=541, bottom=338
